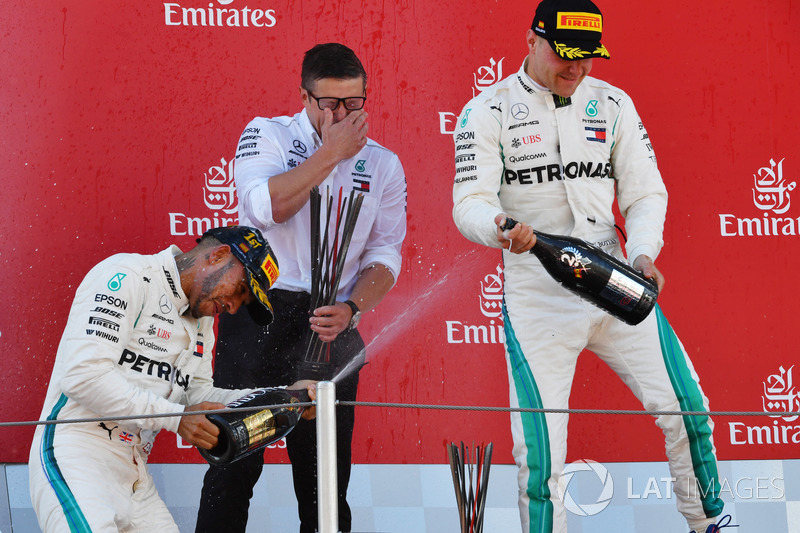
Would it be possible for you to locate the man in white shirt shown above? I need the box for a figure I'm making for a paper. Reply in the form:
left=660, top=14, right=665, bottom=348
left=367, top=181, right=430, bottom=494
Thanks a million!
left=196, top=42, right=407, bottom=533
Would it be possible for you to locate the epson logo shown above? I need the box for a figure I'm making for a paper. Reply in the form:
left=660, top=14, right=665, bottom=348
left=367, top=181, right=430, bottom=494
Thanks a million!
left=455, top=131, right=475, bottom=141
left=94, top=294, right=128, bottom=310
left=164, top=1, right=277, bottom=28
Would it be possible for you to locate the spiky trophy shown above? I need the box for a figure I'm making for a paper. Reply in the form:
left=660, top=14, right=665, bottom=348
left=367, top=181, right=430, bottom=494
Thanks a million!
left=298, top=185, right=364, bottom=381
left=446, top=441, right=493, bottom=533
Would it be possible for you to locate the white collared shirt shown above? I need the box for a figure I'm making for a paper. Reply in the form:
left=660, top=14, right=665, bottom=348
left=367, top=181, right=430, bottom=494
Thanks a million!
left=233, top=109, right=407, bottom=297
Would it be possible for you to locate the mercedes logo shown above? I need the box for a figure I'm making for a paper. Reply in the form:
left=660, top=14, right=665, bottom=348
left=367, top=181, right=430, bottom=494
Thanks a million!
left=511, top=103, right=529, bottom=120
left=160, top=294, right=173, bottom=315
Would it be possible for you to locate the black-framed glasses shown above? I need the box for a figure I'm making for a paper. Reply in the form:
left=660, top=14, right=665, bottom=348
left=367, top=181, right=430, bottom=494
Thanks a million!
left=307, top=91, right=367, bottom=111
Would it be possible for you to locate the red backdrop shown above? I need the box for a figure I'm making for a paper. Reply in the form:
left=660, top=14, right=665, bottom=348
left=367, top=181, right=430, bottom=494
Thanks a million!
left=2, top=0, right=799, bottom=464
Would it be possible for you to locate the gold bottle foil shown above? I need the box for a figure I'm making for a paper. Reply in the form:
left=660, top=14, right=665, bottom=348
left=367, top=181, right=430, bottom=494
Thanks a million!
left=243, top=409, right=277, bottom=447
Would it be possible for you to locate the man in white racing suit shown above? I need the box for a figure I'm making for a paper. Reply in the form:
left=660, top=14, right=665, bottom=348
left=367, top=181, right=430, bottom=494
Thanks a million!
left=29, top=225, right=316, bottom=532
left=452, top=1, right=729, bottom=532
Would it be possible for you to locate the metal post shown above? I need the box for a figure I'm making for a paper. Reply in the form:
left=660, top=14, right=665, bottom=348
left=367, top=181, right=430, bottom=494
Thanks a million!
left=316, top=380, right=338, bottom=533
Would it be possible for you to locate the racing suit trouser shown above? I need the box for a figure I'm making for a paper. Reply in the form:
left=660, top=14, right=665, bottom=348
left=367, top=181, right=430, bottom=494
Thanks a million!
left=503, top=264, right=723, bottom=533
left=29, top=422, right=178, bottom=533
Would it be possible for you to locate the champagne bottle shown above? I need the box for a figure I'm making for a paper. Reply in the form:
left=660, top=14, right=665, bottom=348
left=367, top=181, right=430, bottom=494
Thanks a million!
left=500, top=217, right=658, bottom=325
left=198, top=388, right=310, bottom=465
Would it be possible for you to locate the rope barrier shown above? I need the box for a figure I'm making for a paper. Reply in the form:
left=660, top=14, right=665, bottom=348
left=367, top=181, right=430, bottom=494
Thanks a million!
left=1, top=401, right=798, bottom=428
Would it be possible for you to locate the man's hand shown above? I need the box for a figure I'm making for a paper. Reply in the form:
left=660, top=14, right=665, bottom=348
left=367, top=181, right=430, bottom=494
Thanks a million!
left=288, top=380, right=318, bottom=420
left=309, top=302, right=352, bottom=342
left=178, top=402, right=225, bottom=450
left=320, top=108, right=368, bottom=161
left=495, top=214, right=536, bottom=253
left=633, top=255, right=665, bottom=293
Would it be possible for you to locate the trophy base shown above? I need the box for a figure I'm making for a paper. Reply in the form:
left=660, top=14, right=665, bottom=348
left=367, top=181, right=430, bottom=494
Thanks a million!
left=296, top=360, right=335, bottom=381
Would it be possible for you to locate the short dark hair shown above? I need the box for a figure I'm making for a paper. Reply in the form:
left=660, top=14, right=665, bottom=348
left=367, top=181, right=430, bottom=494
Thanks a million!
left=301, top=43, right=367, bottom=92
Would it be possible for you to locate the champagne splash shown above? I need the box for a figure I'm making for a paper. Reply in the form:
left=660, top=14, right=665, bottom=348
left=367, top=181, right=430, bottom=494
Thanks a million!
left=330, top=348, right=366, bottom=385
left=330, top=247, right=495, bottom=383
left=363, top=247, right=492, bottom=357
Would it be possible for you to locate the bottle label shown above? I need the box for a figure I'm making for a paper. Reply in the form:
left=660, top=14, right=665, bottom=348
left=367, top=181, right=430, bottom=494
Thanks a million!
left=601, top=269, right=644, bottom=310
left=243, top=409, right=277, bottom=446
left=559, top=246, right=591, bottom=277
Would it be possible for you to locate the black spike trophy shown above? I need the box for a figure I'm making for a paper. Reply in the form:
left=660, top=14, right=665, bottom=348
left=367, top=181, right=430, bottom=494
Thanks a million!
left=447, top=441, right=494, bottom=533
left=299, top=185, right=364, bottom=380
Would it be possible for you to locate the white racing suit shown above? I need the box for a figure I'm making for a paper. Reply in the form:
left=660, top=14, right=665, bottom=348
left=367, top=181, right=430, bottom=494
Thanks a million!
left=29, top=246, right=252, bottom=532
left=452, top=60, right=723, bottom=533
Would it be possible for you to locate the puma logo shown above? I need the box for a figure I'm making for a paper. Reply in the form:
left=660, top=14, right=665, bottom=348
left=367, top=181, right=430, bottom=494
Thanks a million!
left=99, top=422, right=118, bottom=440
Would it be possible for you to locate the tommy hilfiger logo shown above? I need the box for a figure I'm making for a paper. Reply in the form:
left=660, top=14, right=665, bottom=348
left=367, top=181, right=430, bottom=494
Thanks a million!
left=585, top=127, right=606, bottom=143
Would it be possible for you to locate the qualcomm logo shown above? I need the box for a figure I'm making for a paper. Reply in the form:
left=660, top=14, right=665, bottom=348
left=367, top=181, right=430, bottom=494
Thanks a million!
left=558, top=459, right=614, bottom=516
left=168, top=157, right=240, bottom=236
left=720, top=157, right=799, bottom=237
left=439, top=57, right=506, bottom=134
left=445, top=263, right=505, bottom=344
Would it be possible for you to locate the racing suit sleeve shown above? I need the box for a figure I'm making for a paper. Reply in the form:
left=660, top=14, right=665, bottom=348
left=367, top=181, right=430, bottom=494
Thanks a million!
left=452, top=100, right=506, bottom=248
left=58, top=260, right=187, bottom=434
left=233, top=118, right=286, bottom=231
left=611, top=95, right=668, bottom=265
left=358, top=152, right=407, bottom=283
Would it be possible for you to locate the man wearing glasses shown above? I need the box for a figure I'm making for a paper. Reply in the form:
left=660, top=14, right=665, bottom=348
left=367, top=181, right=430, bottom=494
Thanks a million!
left=196, top=43, right=407, bottom=533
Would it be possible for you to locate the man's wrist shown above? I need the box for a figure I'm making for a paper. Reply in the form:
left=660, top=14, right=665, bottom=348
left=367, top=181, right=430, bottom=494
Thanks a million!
left=343, top=299, right=361, bottom=329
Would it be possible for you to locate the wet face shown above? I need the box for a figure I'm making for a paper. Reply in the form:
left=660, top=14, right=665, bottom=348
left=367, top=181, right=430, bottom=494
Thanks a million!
left=301, top=76, right=366, bottom=135
left=187, top=248, right=254, bottom=319
left=526, top=32, right=592, bottom=98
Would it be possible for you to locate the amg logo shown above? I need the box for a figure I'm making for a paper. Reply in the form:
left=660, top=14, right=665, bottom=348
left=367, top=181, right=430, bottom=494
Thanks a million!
left=151, top=313, right=175, bottom=325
